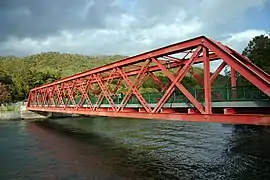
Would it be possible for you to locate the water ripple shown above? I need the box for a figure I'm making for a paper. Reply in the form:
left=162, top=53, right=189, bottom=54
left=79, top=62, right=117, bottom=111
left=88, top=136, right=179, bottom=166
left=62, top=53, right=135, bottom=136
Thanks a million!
left=1, top=118, right=270, bottom=180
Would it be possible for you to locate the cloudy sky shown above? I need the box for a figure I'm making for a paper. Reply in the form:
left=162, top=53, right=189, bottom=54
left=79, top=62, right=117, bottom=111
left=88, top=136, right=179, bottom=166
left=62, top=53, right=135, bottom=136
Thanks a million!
left=0, top=0, right=269, bottom=57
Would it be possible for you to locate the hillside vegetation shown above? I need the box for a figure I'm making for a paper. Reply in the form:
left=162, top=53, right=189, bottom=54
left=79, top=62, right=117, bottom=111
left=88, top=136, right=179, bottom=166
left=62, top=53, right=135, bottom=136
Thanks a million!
left=0, top=52, right=126, bottom=102
left=0, top=52, right=230, bottom=103
left=1, top=52, right=126, bottom=77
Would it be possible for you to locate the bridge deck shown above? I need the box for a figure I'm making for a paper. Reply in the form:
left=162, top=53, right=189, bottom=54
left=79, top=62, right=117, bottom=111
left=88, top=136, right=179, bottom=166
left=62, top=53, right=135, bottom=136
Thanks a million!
left=37, top=101, right=270, bottom=108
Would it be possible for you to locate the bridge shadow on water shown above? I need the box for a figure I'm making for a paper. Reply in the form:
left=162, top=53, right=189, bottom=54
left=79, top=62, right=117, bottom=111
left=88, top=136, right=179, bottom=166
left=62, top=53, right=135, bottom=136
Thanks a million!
left=30, top=119, right=176, bottom=180
left=28, top=118, right=270, bottom=180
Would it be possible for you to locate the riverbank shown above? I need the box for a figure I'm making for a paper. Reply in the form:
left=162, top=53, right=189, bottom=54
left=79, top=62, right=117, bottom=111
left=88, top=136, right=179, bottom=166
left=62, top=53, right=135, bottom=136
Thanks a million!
left=0, top=111, right=21, bottom=120
left=0, top=102, right=22, bottom=120
left=0, top=102, right=75, bottom=120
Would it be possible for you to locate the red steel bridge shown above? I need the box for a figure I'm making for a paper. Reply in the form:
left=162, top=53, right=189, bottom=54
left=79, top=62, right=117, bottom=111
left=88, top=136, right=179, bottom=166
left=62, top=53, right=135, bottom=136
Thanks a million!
left=26, top=36, right=270, bottom=125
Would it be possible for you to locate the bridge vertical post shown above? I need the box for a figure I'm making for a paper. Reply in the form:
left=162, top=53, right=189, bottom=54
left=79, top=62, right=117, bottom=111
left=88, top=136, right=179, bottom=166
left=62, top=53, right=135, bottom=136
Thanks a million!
left=231, top=67, right=237, bottom=100
left=203, top=46, right=212, bottom=114
left=26, top=92, right=32, bottom=107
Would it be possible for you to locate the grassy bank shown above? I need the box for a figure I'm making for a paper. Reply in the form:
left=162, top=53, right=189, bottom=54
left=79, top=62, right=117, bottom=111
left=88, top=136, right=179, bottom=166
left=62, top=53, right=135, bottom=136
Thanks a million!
left=0, top=104, right=21, bottom=112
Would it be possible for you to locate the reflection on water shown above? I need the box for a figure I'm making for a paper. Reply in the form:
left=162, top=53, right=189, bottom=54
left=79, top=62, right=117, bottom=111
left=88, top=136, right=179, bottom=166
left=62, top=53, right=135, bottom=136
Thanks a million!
left=0, top=117, right=270, bottom=180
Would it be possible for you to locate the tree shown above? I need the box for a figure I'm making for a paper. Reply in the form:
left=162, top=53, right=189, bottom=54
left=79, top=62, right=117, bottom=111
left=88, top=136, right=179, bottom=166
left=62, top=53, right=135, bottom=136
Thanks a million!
left=28, top=70, right=61, bottom=88
left=0, top=83, right=11, bottom=105
left=0, top=70, right=16, bottom=101
left=242, top=34, right=270, bottom=74
left=224, top=65, right=231, bottom=77
left=237, top=34, right=270, bottom=86
left=0, top=71, right=13, bottom=85
left=223, top=34, right=270, bottom=86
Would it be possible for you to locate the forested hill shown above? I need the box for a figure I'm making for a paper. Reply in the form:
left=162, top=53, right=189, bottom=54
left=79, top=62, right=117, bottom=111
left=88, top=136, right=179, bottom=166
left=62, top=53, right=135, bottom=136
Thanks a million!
left=0, top=52, right=126, bottom=102
left=1, top=52, right=126, bottom=77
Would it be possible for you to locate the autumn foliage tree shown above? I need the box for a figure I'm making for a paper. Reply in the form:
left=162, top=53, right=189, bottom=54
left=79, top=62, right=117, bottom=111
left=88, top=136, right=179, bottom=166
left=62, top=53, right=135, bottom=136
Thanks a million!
left=0, top=82, right=11, bottom=105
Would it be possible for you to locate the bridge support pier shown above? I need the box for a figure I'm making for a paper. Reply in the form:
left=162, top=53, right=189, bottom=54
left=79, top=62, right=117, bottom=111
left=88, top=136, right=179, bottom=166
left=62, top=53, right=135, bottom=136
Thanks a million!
left=139, top=108, right=146, bottom=113
left=120, top=108, right=137, bottom=112
left=188, top=108, right=199, bottom=114
left=161, top=108, right=176, bottom=113
left=224, top=108, right=236, bottom=114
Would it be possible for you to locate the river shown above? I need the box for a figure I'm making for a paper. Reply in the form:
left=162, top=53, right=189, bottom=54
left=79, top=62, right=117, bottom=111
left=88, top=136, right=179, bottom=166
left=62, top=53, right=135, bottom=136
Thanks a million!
left=0, top=117, right=270, bottom=180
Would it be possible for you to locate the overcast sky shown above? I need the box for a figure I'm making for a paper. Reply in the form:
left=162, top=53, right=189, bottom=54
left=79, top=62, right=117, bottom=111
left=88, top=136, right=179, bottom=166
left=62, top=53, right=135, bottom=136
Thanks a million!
left=0, top=0, right=269, bottom=57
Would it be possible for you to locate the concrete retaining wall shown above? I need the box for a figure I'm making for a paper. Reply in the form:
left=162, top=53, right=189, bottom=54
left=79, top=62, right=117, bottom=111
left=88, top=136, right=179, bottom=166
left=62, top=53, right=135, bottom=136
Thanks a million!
left=0, top=111, right=21, bottom=120
left=0, top=105, right=75, bottom=120
left=20, top=105, right=51, bottom=120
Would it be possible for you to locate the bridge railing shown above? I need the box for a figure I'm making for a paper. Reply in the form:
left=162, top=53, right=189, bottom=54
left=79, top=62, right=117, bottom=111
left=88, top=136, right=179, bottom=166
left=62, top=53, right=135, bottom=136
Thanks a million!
left=31, top=86, right=269, bottom=107
left=126, top=86, right=268, bottom=104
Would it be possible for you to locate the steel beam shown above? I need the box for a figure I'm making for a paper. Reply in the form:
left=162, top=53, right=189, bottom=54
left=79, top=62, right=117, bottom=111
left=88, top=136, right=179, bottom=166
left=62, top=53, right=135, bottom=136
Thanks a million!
left=27, top=107, right=270, bottom=125
left=203, top=38, right=270, bottom=96
left=151, top=46, right=205, bottom=114
left=226, top=45, right=270, bottom=82
left=203, top=47, right=212, bottom=114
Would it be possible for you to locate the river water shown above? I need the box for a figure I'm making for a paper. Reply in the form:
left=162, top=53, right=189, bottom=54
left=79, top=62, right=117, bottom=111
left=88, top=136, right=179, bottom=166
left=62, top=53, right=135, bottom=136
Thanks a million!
left=0, top=117, right=270, bottom=180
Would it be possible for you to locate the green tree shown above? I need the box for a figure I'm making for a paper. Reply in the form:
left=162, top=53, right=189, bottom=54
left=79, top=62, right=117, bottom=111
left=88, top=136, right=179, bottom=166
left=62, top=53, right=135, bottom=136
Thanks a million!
left=224, top=65, right=231, bottom=77
left=28, top=70, right=61, bottom=88
left=0, top=70, right=16, bottom=102
left=242, top=34, right=270, bottom=74
left=237, top=34, right=270, bottom=86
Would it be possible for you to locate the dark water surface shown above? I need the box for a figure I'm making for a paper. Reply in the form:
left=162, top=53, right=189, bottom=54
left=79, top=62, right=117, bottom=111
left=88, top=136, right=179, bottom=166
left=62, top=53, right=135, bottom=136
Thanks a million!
left=0, top=117, right=270, bottom=180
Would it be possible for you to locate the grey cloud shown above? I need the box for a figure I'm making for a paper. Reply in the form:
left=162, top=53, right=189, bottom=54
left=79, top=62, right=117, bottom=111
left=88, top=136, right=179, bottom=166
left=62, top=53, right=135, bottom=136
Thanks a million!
left=133, top=0, right=197, bottom=17
left=0, top=0, right=124, bottom=41
left=1, top=0, right=262, bottom=42
left=0, top=0, right=268, bottom=57
left=123, top=0, right=199, bottom=29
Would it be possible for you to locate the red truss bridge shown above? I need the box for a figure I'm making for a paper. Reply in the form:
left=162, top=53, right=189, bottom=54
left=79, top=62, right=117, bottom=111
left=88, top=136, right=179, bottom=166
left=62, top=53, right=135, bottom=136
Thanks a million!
left=26, top=36, right=270, bottom=125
